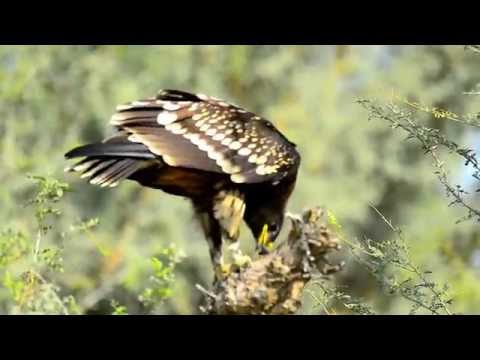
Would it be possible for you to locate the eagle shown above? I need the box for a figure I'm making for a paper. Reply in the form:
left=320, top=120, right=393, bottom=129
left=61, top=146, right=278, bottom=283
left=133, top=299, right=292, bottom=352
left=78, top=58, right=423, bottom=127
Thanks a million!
left=65, top=89, right=301, bottom=279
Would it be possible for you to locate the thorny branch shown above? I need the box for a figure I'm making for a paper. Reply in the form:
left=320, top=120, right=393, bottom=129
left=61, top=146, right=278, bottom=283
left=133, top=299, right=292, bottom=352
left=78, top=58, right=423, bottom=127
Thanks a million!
left=358, top=99, right=480, bottom=223
left=368, top=205, right=453, bottom=315
left=196, top=207, right=344, bottom=315
left=430, top=150, right=480, bottom=223
left=17, top=270, right=71, bottom=315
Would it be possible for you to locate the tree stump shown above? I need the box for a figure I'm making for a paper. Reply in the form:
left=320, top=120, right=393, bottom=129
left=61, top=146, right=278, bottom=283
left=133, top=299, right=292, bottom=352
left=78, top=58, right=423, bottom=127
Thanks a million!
left=197, top=207, right=344, bottom=315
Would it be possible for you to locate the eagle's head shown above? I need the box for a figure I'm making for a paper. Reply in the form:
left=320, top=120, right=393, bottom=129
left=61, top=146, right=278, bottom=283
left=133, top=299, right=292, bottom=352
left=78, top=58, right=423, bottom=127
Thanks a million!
left=244, top=204, right=284, bottom=252
left=244, top=173, right=298, bottom=252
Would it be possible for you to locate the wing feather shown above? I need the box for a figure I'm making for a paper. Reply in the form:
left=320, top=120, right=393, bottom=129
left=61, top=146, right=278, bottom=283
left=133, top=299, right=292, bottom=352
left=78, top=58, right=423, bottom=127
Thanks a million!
left=109, top=89, right=300, bottom=184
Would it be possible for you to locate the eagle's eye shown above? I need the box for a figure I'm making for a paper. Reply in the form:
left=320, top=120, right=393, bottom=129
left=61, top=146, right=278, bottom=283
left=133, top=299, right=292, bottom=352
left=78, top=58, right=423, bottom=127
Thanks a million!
left=269, top=223, right=279, bottom=233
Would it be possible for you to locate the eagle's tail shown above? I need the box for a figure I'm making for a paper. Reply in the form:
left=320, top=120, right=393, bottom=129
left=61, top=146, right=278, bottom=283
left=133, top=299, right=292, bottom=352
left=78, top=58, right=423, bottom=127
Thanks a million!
left=64, top=135, right=156, bottom=188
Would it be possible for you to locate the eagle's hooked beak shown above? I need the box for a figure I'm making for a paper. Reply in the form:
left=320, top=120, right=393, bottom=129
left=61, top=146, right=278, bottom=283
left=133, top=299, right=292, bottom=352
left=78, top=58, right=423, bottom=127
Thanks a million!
left=258, top=224, right=273, bottom=252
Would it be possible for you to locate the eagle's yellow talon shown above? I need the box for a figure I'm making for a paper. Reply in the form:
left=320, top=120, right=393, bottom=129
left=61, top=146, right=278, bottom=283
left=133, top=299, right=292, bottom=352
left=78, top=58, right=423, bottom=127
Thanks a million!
left=221, top=263, right=232, bottom=275
left=214, top=263, right=232, bottom=281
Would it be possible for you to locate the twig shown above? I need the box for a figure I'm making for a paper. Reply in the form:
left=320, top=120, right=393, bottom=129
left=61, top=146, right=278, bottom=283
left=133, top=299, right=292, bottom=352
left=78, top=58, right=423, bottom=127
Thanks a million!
left=369, top=205, right=453, bottom=315
left=195, top=284, right=218, bottom=300
left=430, top=150, right=480, bottom=222
left=33, top=230, right=41, bottom=263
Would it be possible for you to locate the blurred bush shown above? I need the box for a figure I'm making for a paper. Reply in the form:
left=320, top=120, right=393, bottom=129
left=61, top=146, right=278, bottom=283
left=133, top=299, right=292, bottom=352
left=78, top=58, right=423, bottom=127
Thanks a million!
left=1, top=45, right=480, bottom=314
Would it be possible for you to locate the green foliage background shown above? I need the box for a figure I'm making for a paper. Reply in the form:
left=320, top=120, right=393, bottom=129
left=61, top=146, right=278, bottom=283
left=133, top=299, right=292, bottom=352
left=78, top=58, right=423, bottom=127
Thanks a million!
left=1, top=45, right=480, bottom=314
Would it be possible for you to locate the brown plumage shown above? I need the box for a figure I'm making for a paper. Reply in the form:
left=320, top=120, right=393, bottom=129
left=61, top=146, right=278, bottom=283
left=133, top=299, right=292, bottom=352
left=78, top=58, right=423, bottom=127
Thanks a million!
left=65, top=89, right=301, bottom=276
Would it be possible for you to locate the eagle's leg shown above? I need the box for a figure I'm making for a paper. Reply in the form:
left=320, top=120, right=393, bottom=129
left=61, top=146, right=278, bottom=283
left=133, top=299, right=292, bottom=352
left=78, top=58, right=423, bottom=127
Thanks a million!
left=206, top=222, right=231, bottom=282
left=194, top=205, right=231, bottom=282
left=213, top=190, right=251, bottom=271
left=210, top=245, right=230, bottom=283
